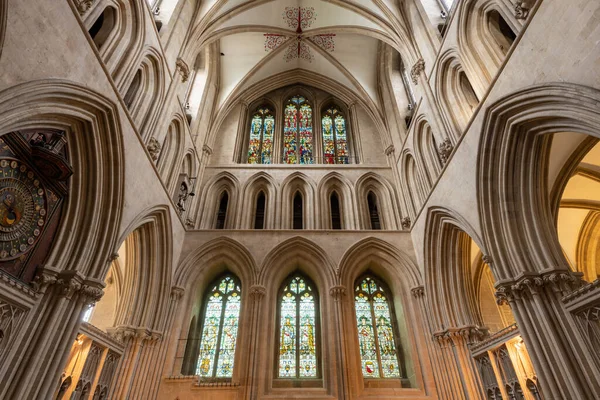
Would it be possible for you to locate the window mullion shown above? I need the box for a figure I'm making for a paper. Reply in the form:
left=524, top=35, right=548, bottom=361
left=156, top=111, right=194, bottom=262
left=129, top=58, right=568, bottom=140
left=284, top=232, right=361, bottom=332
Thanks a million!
left=370, top=296, right=384, bottom=378
left=212, top=292, right=227, bottom=377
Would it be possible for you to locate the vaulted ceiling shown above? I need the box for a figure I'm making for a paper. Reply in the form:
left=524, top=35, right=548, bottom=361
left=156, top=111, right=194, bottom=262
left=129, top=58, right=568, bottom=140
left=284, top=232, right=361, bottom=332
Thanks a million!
left=187, top=0, right=413, bottom=114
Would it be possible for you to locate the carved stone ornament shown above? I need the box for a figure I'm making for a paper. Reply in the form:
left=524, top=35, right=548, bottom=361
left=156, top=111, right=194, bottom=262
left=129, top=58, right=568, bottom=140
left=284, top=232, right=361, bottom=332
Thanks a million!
left=185, top=218, right=195, bottom=228
left=411, top=286, right=424, bottom=298
left=401, top=217, right=411, bottom=230
left=514, top=1, right=530, bottom=19
left=176, top=58, right=190, bottom=83
left=438, top=138, right=453, bottom=164
left=74, top=0, right=95, bottom=15
left=202, top=144, right=213, bottom=157
left=384, top=145, right=395, bottom=156
left=495, top=271, right=583, bottom=305
left=329, top=285, right=346, bottom=299
left=146, top=137, right=162, bottom=161
left=33, top=267, right=104, bottom=304
left=434, top=325, right=488, bottom=345
left=170, top=286, right=185, bottom=301
left=249, top=285, right=267, bottom=299
left=410, top=58, right=425, bottom=85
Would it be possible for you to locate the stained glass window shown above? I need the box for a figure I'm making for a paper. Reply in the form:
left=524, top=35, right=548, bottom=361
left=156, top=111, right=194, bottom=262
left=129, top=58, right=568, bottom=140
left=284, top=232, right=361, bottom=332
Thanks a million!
left=355, top=275, right=402, bottom=379
left=321, top=107, right=349, bottom=164
left=284, top=96, right=313, bottom=164
left=196, top=274, right=242, bottom=378
left=277, top=273, right=319, bottom=378
left=247, top=106, right=274, bottom=164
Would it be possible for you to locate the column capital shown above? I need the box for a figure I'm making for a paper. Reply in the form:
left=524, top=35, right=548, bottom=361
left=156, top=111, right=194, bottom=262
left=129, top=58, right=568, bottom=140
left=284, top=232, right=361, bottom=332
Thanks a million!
left=495, top=270, right=583, bottom=304
left=329, top=285, right=347, bottom=299
left=411, top=286, right=424, bottom=298
left=249, top=285, right=267, bottom=299
left=170, top=286, right=185, bottom=301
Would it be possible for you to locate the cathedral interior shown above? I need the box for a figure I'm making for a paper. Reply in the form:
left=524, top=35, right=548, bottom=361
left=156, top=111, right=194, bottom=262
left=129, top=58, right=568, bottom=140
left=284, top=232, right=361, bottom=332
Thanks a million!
left=0, top=0, right=599, bottom=399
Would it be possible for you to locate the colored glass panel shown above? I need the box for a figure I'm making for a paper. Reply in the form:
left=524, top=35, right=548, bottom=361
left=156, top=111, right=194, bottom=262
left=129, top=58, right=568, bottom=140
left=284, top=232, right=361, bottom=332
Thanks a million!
left=355, top=293, right=379, bottom=377
left=322, top=115, right=335, bottom=164
left=262, top=115, right=274, bottom=164
left=278, top=275, right=318, bottom=378
left=334, top=115, right=349, bottom=164
left=279, top=292, right=297, bottom=377
left=247, top=114, right=262, bottom=164
left=284, top=103, right=298, bottom=164
left=299, top=104, right=313, bottom=164
left=197, top=275, right=242, bottom=378
left=354, top=276, right=401, bottom=379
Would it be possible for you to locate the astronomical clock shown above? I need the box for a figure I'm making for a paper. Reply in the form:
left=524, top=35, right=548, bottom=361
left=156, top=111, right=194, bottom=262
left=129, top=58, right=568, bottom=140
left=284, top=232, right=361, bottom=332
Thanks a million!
left=0, top=130, right=72, bottom=283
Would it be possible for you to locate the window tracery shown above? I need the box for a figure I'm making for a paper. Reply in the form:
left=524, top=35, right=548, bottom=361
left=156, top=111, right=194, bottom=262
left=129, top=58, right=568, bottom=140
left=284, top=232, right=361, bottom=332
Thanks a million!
left=196, top=274, right=241, bottom=378
left=355, top=275, right=402, bottom=378
left=277, top=273, right=319, bottom=378
left=321, top=106, right=349, bottom=164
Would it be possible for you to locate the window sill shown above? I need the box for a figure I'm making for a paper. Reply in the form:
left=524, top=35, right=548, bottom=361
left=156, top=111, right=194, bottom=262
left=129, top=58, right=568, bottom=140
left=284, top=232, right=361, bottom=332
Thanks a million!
left=272, top=378, right=323, bottom=389
left=363, top=378, right=411, bottom=389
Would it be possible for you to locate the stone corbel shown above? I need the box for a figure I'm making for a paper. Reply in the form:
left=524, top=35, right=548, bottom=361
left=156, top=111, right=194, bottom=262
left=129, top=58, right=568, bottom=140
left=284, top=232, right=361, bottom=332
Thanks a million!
left=384, top=144, right=395, bottom=157
left=170, top=286, right=185, bottom=301
left=146, top=137, right=162, bottom=161
left=249, top=285, right=267, bottom=300
left=329, top=285, right=346, bottom=299
left=202, top=144, right=213, bottom=158
left=176, top=58, right=190, bottom=83
left=74, top=0, right=95, bottom=15
left=411, top=286, right=424, bottom=298
left=410, top=58, right=425, bottom=85
left=401, top=217, right=411, bottom=230
left=514, top=1, right=530, bottom=20
left=437, top=138, right=453, bottom=164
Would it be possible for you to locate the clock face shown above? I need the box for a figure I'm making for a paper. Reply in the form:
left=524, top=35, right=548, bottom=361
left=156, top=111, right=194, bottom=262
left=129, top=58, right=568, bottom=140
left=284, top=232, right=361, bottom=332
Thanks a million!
left=0, top=158, right=47, bottom=261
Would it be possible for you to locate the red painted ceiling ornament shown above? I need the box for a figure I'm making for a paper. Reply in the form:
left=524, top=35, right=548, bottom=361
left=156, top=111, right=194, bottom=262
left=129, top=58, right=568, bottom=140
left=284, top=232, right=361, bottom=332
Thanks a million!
left=263, top=7, right=336, bottom=63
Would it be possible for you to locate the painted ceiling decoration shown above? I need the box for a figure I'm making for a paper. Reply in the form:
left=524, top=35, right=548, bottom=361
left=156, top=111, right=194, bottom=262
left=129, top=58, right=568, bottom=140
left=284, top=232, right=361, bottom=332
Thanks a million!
left=263, top=7, right=336, bottom=63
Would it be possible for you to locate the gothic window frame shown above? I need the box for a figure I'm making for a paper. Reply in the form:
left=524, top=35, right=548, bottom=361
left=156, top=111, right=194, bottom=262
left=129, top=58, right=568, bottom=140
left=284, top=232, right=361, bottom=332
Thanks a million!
left=253, top=190, right=266, bottom=229
left=275, top=272, right=322, bottom=380
left=195, top=273, right=242, bottom=379
left=321, top=104, right=351, bottom=164
left=246, top=105, right=276, bottom=164
left=354, top=273, right=406, bottom=379
left=214, top=190, right=229, bottom=229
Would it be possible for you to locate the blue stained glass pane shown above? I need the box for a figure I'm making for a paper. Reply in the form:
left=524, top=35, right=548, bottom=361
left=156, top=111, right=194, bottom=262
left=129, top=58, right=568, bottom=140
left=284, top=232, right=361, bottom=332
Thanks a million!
left=284, top=103, right=298, bottom=164
left=299, top=104, right=313, bottom=164
left=322, top=115, right=335, bottom=164
left=197, top=293, right=222, bottom=376
left=216, top=292, right=241, bottom=377
left=355, top=293, right=379, bottom=377
left=262, top=115, right=274, bottom=164
left=334, top=115, right=349, bottom=164
left=247, top=115, right=262, bottom=164
left=374, top=293, right=399, bottom=378
left=299, top=292, right=317, bottom=377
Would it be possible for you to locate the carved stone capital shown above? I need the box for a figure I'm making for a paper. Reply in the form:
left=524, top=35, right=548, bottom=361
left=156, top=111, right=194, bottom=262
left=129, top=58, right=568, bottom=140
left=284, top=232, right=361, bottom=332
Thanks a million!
left=80, top=283, right=104, bottom=305
left=437, top=138, right=453, bottom=164
left=410, top=58, right=425, bottom=85
left=249, top=285, right=267, bottom=299
left=434, top=325, right=488, bottom=345
left=495, top=270, right=583, bottom=304
left=176, top=58, right=190, bottom=83
left=401, top=217, right=411, bottom=230
left=329, top=285, right=346, bottom=299
left=74, top=0, right=95, bottom=15
left=170, top=286, right=185, bottom=301
left=146, top=137, right=162, bottom=161
left=411, top=286, right=424, bottom=298
left=514, top=1, right=530, bottom=19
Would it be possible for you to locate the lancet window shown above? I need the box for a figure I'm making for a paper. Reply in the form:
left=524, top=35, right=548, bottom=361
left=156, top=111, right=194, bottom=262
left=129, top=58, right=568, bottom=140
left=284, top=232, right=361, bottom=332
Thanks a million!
left=247, top=106, right=275, bottom=164
left=321, top=106, right=349, bottom=164
left=277, top=273, right=319, bottom=378
left=196, top=274, right=242, bottom=378
left=354, top=275, right=402, bottom=378
left=284, top=96, right=314, bottom=164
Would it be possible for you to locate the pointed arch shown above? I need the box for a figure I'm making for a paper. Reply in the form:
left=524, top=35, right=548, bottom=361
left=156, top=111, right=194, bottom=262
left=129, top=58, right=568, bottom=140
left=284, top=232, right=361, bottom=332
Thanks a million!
left=318, top=172, right=356, bottom=229
left=356, top=173, right=399, bottom=230
left=158, top=115, right=186, bottom=189
left=413, top=117, right=442, bottom=184
left=400, top=151, right=430, bottom=217
left=281, top=173, right=317, bottom=229
left=199, top=172, right=240, bottom=229
left=239, top=172, right=279, bottom=229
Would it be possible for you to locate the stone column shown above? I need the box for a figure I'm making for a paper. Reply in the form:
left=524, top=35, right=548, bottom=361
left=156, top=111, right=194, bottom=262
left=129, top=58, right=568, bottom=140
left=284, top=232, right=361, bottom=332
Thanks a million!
left=330, top=285, right=349, bottom=399
left=411, top=286, right=450, bottom=398
left=245, top=285, right=266, bottom=400
left=495, top=271, right=600, bottom=398
left=0, top=267, right=103, bottom=399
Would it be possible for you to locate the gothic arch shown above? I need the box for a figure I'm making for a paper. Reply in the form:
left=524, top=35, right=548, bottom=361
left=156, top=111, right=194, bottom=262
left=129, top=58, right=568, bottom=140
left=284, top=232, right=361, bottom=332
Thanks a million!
left=280, top=172, right=317, bottom=229
left=423, top=206, right=487, bottom=331
left=122, top=48, right=166, bottom=138
left=198, top=172, right=240, bottom=229
left=337, top=237, right=428, bottom=391
left=317, top=172, right=356, bottom=229
left=400, top=150, right=430, bottom=218
left=356, top=173, right=399, bottom=230
left=239, top=172, right=279, bottom=229
left=436, top=50, right=481, bottom=136
left=158, top=115, right=186, bottom=190
left=0, top=79, right=124, bottom=399
left=413, top=117, right=442, bottom=184
left=457, top=0, right=520, bottom=83
left=477, top=83, right=600, bottom=280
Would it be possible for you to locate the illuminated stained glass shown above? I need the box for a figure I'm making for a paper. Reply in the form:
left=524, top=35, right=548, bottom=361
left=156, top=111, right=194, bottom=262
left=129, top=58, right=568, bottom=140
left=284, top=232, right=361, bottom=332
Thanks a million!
left=196, top=275, right=242, bottom=378
left=321, top=107, right=349, bottom=164
left=284, top=96, right=313, bottom=164
left=278, top=274, right=318, bottom=378
left=354, top=275, right=402, bottom=379
left=247, top=107, right=273, bottom=164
